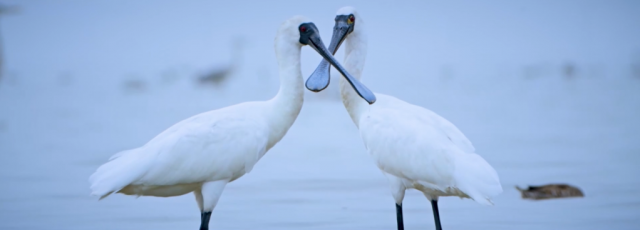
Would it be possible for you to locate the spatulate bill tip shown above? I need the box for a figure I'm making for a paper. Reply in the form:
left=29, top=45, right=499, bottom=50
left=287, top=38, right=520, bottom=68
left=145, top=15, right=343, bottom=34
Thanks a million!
left=305, top=77, right=330, bottom=92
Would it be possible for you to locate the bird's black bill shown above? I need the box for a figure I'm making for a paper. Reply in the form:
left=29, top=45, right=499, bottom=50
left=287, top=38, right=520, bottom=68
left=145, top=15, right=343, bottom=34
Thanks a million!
left=305, top=19, right=350, bottom=92
left=305, top=57, right=331, bottom=92
left=303, top=22, right=376, bottom=104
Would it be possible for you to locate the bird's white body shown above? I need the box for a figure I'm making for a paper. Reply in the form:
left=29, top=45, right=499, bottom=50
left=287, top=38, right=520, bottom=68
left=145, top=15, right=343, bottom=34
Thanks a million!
left=359, top=94, right=501, bottom=204
left=94, top=102, right=274, bottom=198
left=336, top=7, right=502, bottom=205
left=89, top=17, right=309, bottom=214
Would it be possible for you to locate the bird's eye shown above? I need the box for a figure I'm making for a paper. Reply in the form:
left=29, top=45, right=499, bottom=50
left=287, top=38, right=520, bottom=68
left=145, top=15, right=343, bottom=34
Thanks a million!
left=348, top=15, right=355, bottom=23
left=299, top=26, right=307, bottom=32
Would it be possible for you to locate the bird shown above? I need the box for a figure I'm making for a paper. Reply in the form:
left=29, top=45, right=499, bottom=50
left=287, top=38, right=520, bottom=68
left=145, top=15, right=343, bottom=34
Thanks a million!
left=306, top=7, right=503, bottom=230
left=516, top=184, right=584, bottom=200
left=0, top=4, right=20, bottom=83
left=197, top=38, right=244, bottom=88
left=89, top=15, right=363, bottom=230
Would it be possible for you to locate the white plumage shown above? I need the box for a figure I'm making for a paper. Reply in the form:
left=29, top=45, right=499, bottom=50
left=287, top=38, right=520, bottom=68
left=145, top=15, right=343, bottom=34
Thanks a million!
left=323, top=7, right=502, bottom=229
left=89, top=16, right=333, bottom=230
left=90, top=102, right=271, bottom=198
left=359, top=95, right=502, bottom=204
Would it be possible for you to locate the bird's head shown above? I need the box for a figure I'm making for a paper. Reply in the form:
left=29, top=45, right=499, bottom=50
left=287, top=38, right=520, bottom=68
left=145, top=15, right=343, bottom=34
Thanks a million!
left=304, top=7, right=376, bottom=104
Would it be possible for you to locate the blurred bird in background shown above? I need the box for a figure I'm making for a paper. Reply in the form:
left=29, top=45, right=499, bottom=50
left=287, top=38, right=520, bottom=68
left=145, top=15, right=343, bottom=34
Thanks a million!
left=197, top=37, right=245, bottom=89
left=0, top=3, right=19, bottom=84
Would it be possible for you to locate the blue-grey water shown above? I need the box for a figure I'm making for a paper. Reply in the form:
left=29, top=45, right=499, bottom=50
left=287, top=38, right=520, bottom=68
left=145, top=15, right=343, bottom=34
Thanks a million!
left=0, top=1, right=639, bottom=229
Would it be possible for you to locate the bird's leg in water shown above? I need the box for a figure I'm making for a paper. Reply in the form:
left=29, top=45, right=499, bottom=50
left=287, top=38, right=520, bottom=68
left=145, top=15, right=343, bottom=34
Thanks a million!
left=395, top=203, right=405, bottom=230
left=430, top=200, right=442, bottom=230
left=200, top=211, right=212, bottom=230
left=199, top=180, right=227, bottom=230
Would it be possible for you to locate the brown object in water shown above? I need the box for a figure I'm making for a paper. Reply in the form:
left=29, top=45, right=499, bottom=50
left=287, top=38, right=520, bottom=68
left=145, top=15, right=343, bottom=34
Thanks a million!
left=516, top=184, right=584, bottom=200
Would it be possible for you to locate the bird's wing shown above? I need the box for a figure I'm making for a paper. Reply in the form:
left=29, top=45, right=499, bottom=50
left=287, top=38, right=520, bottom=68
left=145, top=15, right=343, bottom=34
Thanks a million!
left=360, top=95, right=500, bottom=203
left=360, top=101, right=457, bottom=189
left=89, top=102, right=269, bottom=198
left=373, top=94, right=475, bottom=153
left=405, top=101, right=501, bottom=202
left=408, top=100, right=476, bottom=153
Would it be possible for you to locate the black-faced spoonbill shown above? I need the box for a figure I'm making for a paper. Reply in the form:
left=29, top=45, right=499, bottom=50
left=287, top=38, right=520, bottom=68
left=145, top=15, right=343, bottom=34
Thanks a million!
left=89, top=15, right=368, bottom=230
left=306, top=7, right=503, bottom=230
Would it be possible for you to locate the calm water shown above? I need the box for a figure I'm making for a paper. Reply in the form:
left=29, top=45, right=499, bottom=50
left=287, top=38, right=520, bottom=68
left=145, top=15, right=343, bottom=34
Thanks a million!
left=1, top=1, right=639, bottom=229
left=1, top=77, right=639, bottom=230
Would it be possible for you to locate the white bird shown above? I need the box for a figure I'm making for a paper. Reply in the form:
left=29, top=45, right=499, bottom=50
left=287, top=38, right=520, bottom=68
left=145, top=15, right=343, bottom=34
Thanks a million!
left=306, top=7, right=503, bottom=230
left=89, top=16, right=365, bottom=230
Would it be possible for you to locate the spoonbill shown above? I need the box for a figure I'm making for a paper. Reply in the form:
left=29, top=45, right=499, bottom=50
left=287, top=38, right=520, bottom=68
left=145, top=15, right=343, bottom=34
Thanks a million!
left=306, top=7, right=502, bottom=230
left=89, top=16, right=368, bottom=230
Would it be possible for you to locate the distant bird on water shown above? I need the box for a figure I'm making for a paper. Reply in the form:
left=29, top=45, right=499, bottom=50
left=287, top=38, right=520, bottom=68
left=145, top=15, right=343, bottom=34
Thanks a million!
left=197, top=38, right=244, bottom=88
left=516, top=184, right=584, bottom=200
left=0, top=4, right=19, bottom=83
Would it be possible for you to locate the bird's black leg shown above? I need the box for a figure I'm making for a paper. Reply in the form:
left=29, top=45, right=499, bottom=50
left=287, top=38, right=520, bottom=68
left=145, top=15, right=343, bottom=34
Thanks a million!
left=200, top=211, right=212, bottom=230
left=430, top=200, right=442, bottom=230
left=395, top=203, right=405, bottom=230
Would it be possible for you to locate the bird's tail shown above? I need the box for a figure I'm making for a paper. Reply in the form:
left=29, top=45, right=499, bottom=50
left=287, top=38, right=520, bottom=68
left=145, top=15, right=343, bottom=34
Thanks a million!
left=453, top=153, right=503, bottom=205
left=89, top=148, right=151, bottom=199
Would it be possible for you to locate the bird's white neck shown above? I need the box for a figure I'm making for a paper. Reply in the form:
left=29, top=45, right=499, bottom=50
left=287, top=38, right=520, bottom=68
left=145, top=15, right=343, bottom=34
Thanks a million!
left=339, top=29, right=369, bottom=127
left=266, top=40, right=304, bottom=149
